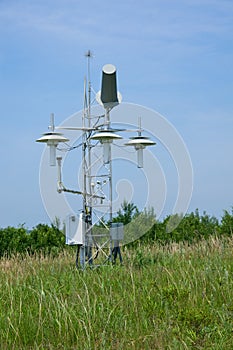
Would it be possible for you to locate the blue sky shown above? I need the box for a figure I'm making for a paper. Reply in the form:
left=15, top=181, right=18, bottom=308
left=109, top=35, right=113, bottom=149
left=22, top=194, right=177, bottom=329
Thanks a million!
left=0, top=0, right=233, bottom=228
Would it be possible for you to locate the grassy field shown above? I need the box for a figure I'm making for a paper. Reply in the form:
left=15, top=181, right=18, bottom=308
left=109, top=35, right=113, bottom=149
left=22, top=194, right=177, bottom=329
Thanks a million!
left=0, top=236, right=233, bottom=349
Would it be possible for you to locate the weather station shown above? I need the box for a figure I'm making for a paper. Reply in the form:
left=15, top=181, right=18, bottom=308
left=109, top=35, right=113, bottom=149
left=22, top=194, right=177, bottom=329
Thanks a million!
left=36, top=51, right=156, bottom=269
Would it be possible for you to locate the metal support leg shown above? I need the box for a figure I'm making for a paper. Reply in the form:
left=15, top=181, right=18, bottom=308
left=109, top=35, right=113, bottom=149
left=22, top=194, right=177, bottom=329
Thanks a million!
left=79, top=245, right=85, bottom=269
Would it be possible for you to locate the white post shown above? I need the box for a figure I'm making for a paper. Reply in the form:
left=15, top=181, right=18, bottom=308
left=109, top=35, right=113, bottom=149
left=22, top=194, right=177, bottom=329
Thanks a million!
left=103, top=141, right=111, bottom=164
left=48, top=143, right=57, bottom=166
left=56, top=156, right=62, bottom=191
left=137, top=147, right=144, bottom=168
left=50, top=113, right=55, bottom=132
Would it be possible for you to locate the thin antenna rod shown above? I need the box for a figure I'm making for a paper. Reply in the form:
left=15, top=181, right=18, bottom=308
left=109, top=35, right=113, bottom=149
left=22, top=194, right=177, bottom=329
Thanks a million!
left=85, top=50, right=93, bottom=87
left=138, top=117, right=142, bottom=136
left=50, top=113, right=55, bottom=132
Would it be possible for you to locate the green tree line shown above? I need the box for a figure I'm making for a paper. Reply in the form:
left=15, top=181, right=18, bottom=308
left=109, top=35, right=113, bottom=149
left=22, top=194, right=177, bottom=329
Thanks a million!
left=143, top=208, right=233, bottom=245
left=0, top=203, right=233, bottom=257
left=0, top=224, right=65, bottom=258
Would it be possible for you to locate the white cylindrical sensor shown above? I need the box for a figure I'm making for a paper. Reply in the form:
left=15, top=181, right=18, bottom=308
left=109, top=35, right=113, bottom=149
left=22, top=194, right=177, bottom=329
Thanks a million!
left=49, top=144, right=57, bottom=166
left=103, top=141, right=111, bottom=164
left=137, top=148, right=143, bottom=168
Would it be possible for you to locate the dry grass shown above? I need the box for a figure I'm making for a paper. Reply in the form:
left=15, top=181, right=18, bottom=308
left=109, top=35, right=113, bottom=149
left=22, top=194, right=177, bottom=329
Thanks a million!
left=0, top=236, right=233, bottom=349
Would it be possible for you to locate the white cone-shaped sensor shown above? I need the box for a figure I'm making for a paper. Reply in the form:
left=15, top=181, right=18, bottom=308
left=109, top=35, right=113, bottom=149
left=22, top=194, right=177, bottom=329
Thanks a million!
left=36, top=132, right=69, bottom=167
left=125, top=136, right=156, bottom=168
left=91, top=130, right=122, bottom=165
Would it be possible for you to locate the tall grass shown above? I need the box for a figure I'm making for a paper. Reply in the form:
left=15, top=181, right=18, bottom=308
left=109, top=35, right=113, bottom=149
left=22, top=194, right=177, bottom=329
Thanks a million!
left=0, top=237, right=233, bottom=349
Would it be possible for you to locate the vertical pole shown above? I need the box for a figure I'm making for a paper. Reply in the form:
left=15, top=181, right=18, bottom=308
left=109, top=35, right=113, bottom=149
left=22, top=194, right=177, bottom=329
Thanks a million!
left=50, top=113, right=55, bottom=132
left=105, top=107, right=113, bottom=261
left=79, top=50, right=93, bottom=268
left=109, top=144, right=113, bottom=261
left=87, top=54, right=93, bottom=265
left=105, top=107, right=110, bottom=129
left=57, top=156, right=62, bottom=190
left=138, top=116, right=142, bottom=136
left=80, top=77, right=87, bottom=270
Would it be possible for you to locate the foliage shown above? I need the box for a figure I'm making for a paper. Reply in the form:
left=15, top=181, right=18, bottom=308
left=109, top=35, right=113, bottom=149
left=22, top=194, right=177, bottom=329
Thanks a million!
left=0, top=237, right=233, bottom=349
left=0, top=204, right=233, bottom=348
left=143, top=208, right=223, bottom=245
left=0, top=226, right=29, bottom=257
left=29, top=224, right=65, bottom=256
left=0, top=204, right=233, bottom=257
left=219, top=208, right=233, bottom=235
left=0, top=224, right=65, bottom=258
left=112, top=200, right=139, bottom=225
left=122, top=206, right=156, bottom=245
left=161, top=209, right=219, bottom=244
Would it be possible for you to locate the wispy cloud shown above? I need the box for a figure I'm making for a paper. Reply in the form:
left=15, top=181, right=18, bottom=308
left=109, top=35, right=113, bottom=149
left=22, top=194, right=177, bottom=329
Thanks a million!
left=1, top=0, right=232, bottom=46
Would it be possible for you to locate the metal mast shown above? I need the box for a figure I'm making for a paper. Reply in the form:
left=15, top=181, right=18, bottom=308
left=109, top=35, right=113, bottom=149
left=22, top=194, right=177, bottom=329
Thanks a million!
left=78, top=52, right=116, bottom=269
left=36, top=54, right=156, bottom=269
left=80, top=50, right=94, bottom=267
